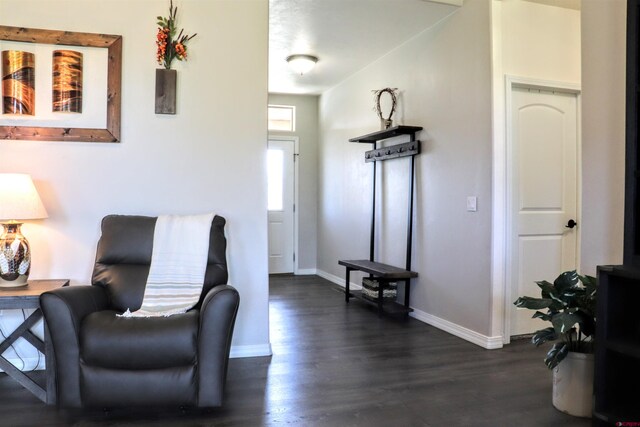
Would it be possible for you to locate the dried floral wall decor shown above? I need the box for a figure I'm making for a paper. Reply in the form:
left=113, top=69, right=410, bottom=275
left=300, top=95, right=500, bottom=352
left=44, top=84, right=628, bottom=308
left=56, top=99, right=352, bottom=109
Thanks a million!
left=155, top=0, right=197, bottom=114
left=156, top=0, right=197, bottom=70
left=372, top=87, right=398, bottom=130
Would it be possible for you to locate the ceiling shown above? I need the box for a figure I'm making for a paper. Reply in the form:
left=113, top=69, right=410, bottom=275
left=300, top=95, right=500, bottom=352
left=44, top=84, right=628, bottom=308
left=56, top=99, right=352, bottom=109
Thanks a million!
left=268, top=0, right=461, bottom=95
left=268, top=0, right=580, bottom=95
left=524, top=0, right=581, bottom=11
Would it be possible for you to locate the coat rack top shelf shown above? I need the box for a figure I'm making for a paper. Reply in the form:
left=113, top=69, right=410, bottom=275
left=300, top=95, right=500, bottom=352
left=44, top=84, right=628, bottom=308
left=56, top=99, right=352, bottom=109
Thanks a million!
left=348, top=125, right=423, bottom=143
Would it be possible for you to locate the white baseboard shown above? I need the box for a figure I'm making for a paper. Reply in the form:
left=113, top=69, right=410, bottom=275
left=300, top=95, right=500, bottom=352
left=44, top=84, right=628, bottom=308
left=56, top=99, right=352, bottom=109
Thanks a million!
left=305, top=270, right=503, bottom=350
left=316, top=269, right=362, bottom=290
left=230, top=343, right=272, bottom=358
left=410, top=308, right=503, bottom=349
left=295, top=268, right=317, bottom=275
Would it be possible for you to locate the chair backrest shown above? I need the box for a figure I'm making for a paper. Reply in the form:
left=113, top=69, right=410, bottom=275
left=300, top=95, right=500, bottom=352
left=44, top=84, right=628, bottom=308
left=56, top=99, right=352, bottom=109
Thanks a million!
left=91, top=214, right=228, bottom=312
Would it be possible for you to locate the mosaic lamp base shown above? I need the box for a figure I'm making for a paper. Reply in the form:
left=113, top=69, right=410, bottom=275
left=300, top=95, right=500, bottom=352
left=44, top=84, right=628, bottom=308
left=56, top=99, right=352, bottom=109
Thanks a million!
left=0, top=222, right=30, bottom=288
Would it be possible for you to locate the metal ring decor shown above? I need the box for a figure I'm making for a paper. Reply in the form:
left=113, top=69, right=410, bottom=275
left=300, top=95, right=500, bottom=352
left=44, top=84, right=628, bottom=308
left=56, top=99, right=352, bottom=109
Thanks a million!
left=372, top=87, right=398, bottom=129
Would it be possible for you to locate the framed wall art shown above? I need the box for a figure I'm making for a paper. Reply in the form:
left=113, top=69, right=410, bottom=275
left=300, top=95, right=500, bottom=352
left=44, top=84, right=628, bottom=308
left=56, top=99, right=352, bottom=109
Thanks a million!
left=0, top=25, right=121, bottom=143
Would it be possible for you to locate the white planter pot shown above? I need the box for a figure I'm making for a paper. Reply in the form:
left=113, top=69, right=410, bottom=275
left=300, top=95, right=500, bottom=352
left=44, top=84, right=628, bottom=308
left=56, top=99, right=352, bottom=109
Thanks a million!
left=552, top=351, right=594, bottom=418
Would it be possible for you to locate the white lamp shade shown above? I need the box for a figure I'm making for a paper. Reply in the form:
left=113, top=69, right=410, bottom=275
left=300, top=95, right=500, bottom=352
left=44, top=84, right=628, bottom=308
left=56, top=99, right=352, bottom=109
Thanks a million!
left=0, top=174, right=48, bottom=221
left=286, top=54, right=318, bottom=75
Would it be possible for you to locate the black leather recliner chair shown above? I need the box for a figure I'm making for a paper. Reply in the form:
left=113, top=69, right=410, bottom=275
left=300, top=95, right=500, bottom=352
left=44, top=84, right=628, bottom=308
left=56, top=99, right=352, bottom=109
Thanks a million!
left=40, top=214, right=240, bottom=408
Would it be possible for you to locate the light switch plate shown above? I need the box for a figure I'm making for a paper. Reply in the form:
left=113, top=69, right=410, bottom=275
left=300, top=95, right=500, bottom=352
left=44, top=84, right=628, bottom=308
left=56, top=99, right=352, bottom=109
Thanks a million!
left=467, top=196, right=477, bottom=212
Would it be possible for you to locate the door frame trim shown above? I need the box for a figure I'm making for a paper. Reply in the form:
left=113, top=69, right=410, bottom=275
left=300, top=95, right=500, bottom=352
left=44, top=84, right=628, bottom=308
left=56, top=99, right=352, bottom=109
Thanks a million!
left=494, top=76, right=581, bottom=345
left=268, top=135, right=300, bottom=274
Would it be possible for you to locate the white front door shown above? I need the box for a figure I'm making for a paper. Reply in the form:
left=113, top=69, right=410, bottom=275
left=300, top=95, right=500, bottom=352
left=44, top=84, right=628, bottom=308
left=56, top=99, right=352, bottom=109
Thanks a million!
left=509, top=86, right=579, bottom=336
left=267, top=138, right=295, bottom=274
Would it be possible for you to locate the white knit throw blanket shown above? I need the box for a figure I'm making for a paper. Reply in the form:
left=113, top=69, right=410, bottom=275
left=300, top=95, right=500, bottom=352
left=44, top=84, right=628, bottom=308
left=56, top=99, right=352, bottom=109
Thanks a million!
left=120, top=213, right=214, bottom=317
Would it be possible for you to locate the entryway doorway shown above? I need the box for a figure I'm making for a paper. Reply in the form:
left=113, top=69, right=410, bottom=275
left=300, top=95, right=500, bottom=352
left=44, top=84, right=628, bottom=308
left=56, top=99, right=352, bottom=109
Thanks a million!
left=505, top=79, right=580, bottom=338
left=267, top=137, right=299, bottom=274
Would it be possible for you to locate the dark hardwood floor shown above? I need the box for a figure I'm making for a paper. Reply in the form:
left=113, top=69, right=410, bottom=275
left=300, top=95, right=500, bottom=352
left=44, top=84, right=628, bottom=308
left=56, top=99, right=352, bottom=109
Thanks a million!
left=0, top=275, right=591, bottom=426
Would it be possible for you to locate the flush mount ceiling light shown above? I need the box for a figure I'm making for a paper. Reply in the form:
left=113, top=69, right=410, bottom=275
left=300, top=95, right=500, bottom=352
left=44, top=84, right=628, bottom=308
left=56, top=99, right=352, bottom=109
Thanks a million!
left=286, top=54, right=318, bottom=75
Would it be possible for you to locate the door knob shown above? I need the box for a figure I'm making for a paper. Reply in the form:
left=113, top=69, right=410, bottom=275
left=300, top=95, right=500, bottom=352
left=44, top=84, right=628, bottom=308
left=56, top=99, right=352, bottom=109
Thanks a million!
left=565, top=219, right=577, bottom=229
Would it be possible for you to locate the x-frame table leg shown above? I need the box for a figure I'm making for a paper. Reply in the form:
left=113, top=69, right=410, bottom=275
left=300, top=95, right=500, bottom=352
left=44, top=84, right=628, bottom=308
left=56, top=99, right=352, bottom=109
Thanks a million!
left=0, top=308, right=48, bottom=403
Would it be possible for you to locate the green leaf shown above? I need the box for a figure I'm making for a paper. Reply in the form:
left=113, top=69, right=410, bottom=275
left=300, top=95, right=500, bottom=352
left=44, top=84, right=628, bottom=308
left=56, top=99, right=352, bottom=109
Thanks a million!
left=580, top=274, right=597, bottom=294
left=513, top=296, right=553, bottom=310
left=545, top=342, right=569, bottom=369
left=536, top=280, right=556, bottom=298
left=549, top=292, right=568, bottom=308
left=558, top=290, right=581, bottom=308
left=580, top=274, right=596, bottom=287
left=575, top=310, right=596, bottom=337
left=554, top=270, right=580, bottom=293
left=532, top=327, right=557, bottom=346
left=532, top=311, right=552, bottom=321
left=551, top=312, right=581, bottom=334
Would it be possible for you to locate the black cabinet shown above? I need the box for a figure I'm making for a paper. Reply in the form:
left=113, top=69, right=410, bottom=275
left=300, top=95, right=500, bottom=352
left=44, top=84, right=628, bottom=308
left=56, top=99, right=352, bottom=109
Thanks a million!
left=624, top=0, right=640, bottom=267
left=594, top=1, right=640, bottom=424
left=594, top=267, right=640, bottom=424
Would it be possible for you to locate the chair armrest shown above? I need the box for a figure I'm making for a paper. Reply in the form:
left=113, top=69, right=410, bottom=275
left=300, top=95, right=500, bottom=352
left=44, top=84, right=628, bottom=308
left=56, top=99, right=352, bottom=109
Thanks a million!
left=197, top=284, right=240, bottom=407
left=40, top=285, right=109, bottom=408
left=41, top=286, right=110, bottom=332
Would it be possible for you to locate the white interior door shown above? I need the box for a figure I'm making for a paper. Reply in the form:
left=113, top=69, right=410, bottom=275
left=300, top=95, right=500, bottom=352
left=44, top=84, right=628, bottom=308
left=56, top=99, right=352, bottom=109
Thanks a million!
left=509, top=86, right=578, bottom=336
left=268, top=139, right=295, bottom=274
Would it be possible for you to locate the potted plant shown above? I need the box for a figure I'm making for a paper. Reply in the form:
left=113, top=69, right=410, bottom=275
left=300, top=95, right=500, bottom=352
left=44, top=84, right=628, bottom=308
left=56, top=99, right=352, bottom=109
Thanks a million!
left=513, top=270, right=596, bottom=418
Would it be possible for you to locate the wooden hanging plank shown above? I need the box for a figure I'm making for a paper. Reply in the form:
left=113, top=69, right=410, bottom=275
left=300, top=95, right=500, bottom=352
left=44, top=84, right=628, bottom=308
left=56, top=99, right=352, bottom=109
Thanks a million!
left=155, top=69, right=177, bottom=115
left=365, top=140, right=420, bottom=162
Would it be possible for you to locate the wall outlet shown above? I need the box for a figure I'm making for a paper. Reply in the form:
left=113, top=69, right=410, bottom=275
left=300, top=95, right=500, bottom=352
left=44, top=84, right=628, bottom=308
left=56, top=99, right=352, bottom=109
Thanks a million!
left=467, top=196, right=477, bottom=212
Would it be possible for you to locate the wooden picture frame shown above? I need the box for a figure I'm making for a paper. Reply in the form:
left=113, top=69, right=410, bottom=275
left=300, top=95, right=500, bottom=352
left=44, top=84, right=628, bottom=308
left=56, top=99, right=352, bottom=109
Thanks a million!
left=0, top=26, right=121, bottom=143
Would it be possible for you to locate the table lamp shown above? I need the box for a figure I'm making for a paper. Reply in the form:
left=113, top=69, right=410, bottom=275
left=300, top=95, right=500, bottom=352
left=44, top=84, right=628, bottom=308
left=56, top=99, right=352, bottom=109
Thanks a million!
left=0, top=174, right=48, bottom=288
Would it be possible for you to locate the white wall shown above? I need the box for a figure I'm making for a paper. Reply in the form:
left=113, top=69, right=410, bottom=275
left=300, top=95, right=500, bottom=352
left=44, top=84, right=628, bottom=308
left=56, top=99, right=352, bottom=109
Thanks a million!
left=580, top=0, right=626, bottom=275
left=318, top=0, right=496, bottom=339
left=490, top=0, right=581, bottom=339
left=499, top=0, right=580, bottom=82
left=0, top=0, right=271, bottom=364
left=268, top=94, right=319, bottom=272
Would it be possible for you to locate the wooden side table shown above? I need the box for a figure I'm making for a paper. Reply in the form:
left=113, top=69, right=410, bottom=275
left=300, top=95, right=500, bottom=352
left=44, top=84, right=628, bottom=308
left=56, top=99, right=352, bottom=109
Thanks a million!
left=0, top=279, right=69, bottom=404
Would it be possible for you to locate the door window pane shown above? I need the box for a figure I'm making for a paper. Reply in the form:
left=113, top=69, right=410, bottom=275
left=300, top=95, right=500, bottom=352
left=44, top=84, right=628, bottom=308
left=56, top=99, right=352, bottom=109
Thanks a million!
left=268, top=105, right=295, bottom=131
left=267, top=149, right=284, bottom=211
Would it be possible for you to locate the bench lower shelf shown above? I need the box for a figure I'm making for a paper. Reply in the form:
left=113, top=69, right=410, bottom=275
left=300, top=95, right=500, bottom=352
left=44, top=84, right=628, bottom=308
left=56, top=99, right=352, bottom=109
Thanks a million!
left=339, top=259, right=417, bottom=318
left=346, top=289, right=413, bottom=315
